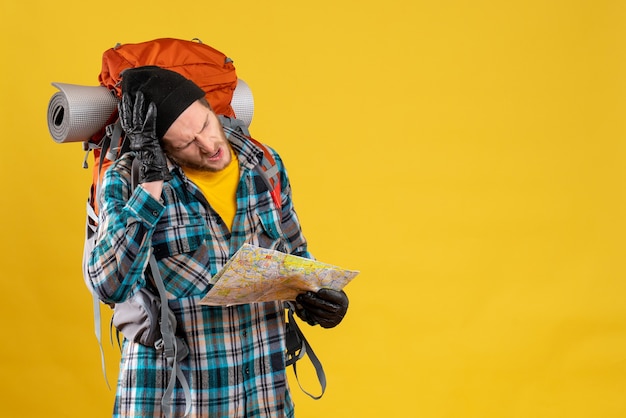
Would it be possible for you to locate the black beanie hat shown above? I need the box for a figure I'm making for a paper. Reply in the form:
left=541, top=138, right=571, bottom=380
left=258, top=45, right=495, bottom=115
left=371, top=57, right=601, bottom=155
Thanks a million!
left=120, top=66, right=206, bottom=139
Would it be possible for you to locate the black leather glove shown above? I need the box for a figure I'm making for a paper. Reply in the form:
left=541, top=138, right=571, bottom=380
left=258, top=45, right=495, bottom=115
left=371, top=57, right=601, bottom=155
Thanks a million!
left=119, top=91, right=172, bottom=183
left=295, top=289, right=349, bottom=328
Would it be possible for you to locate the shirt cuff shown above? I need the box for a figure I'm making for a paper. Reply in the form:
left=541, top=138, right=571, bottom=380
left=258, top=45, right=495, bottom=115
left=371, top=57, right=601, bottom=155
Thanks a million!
left=126, top=185, right=165, bottom=227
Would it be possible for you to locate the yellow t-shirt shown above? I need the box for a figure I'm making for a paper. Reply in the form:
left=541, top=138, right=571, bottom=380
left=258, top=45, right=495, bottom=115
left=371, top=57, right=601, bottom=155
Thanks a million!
left=182, top=147, right=239, bottom=230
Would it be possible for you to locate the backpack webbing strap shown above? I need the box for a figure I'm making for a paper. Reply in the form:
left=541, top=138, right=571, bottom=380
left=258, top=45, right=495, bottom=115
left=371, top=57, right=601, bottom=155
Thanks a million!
left=94, top=121, right=124, bottom=205
left=82, top=141, right=100, bottom=169
left=105, top=121, right=123, bottom=161
left=86, top=126, right=129, bottom=388
left=92, top=292, right=111, bottom=389
left=148, top=254, right=192, bottom=417
left=285, top=302, right=327, bottom=399
left=83, top=173, right=111, bottom=389
left=133, top=158, right=192, bottom=417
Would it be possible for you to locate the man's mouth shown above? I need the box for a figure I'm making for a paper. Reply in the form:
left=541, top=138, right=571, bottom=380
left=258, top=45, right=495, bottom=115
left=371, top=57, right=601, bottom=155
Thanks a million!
left=207, top=148, right=222, bottom=160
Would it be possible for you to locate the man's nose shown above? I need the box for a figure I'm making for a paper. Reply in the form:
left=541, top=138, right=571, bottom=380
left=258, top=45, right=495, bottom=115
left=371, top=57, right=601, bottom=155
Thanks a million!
left=194, top=136, right=214, bottom=153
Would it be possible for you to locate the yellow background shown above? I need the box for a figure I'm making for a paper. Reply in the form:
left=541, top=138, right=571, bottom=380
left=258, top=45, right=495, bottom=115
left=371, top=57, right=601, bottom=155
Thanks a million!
left=1, top=0, right=625, bottom=417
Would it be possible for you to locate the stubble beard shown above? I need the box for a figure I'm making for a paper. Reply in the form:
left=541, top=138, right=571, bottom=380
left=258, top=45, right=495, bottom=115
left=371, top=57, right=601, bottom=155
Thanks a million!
left=166, top=148, right=231, bottom=173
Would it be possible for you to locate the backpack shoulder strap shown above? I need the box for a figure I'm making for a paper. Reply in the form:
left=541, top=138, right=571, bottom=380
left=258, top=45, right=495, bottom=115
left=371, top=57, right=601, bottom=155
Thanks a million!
left=87, top=156, right=192, bottom=412
left=247, top=136, right=281, bottom=211
left=219, top=115, right=282, bottom=210
left=148, top=254, right=192, bottom=416
left=132, top=157, right=192, bottom=415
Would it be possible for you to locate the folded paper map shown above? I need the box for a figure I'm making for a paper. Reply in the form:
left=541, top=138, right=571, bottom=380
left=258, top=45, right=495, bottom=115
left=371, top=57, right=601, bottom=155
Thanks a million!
left=200, top=244, right=359, bottom=306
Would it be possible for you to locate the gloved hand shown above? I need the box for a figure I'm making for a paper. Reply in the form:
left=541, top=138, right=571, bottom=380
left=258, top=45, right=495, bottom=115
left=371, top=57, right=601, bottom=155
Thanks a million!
left=295, top=289, right=349, bottom=328
left=119, top=91, right=172, bottom=183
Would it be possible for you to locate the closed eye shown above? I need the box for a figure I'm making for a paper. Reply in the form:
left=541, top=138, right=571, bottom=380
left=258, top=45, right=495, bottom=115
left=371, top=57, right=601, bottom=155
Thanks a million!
left=176, top=140, right=195, bottom=151
left=171, top=111, right=211, bottom=151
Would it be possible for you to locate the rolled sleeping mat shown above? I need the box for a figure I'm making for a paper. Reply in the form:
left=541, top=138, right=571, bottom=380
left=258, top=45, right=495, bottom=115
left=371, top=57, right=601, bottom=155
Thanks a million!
left=47, top=83, right=118, bottom=143
left=47, top=79, right=254, bottom=144
left=231, top=78, right=254, bottom=127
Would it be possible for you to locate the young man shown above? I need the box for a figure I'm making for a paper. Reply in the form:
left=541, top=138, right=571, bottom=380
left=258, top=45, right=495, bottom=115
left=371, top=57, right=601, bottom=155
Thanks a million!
left=87, top=66, right=349, bottom=417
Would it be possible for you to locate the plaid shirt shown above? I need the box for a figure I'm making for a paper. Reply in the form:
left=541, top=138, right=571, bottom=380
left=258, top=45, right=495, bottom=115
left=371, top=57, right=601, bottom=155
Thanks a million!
left=88, top=132, right=310, bottom=417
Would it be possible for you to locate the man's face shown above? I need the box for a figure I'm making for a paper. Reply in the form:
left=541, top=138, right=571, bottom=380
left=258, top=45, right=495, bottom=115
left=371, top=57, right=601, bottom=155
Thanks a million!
left=161, top=100, right=231, bottom=172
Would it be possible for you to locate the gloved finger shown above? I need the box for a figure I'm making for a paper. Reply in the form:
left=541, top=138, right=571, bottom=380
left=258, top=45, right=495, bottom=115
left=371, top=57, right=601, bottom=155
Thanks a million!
left=133, top=91, right=147, bottom=129
left=297, top=294, right=347, bottom=324
left=119, top=93, right=133, bottom=133
left=295, top=291, right=349, bottom=328
left=317, top=288, right=349, bottom=306
left=299, top=305, right=336, bottom=320
left=297, top=289, right=348, bottom=312
left=143, top=102, right=157, bottom=136
left=298, top=298, right=347, bottom=329
left=317, top=317, right=344, bottom=329
left=293, top=301, right=319, bottom=326
left=296, top=291, right=341, bottom=314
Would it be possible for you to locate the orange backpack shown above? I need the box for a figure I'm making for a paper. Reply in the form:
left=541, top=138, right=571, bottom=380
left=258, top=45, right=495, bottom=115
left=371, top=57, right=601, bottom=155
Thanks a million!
left=80, top=38, right=325, bottom=403
left=82, top=37, right=288, bottom=399
left=99, top=38, right=238, bottom=118
left=86, top=38, right=280, bottom=216
left=89, top=39, right=235, bottom=214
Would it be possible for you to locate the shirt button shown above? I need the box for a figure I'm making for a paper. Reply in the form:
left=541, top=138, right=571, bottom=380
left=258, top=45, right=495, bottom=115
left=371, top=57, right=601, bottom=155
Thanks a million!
left=244, top=367, right=250, bottom=375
